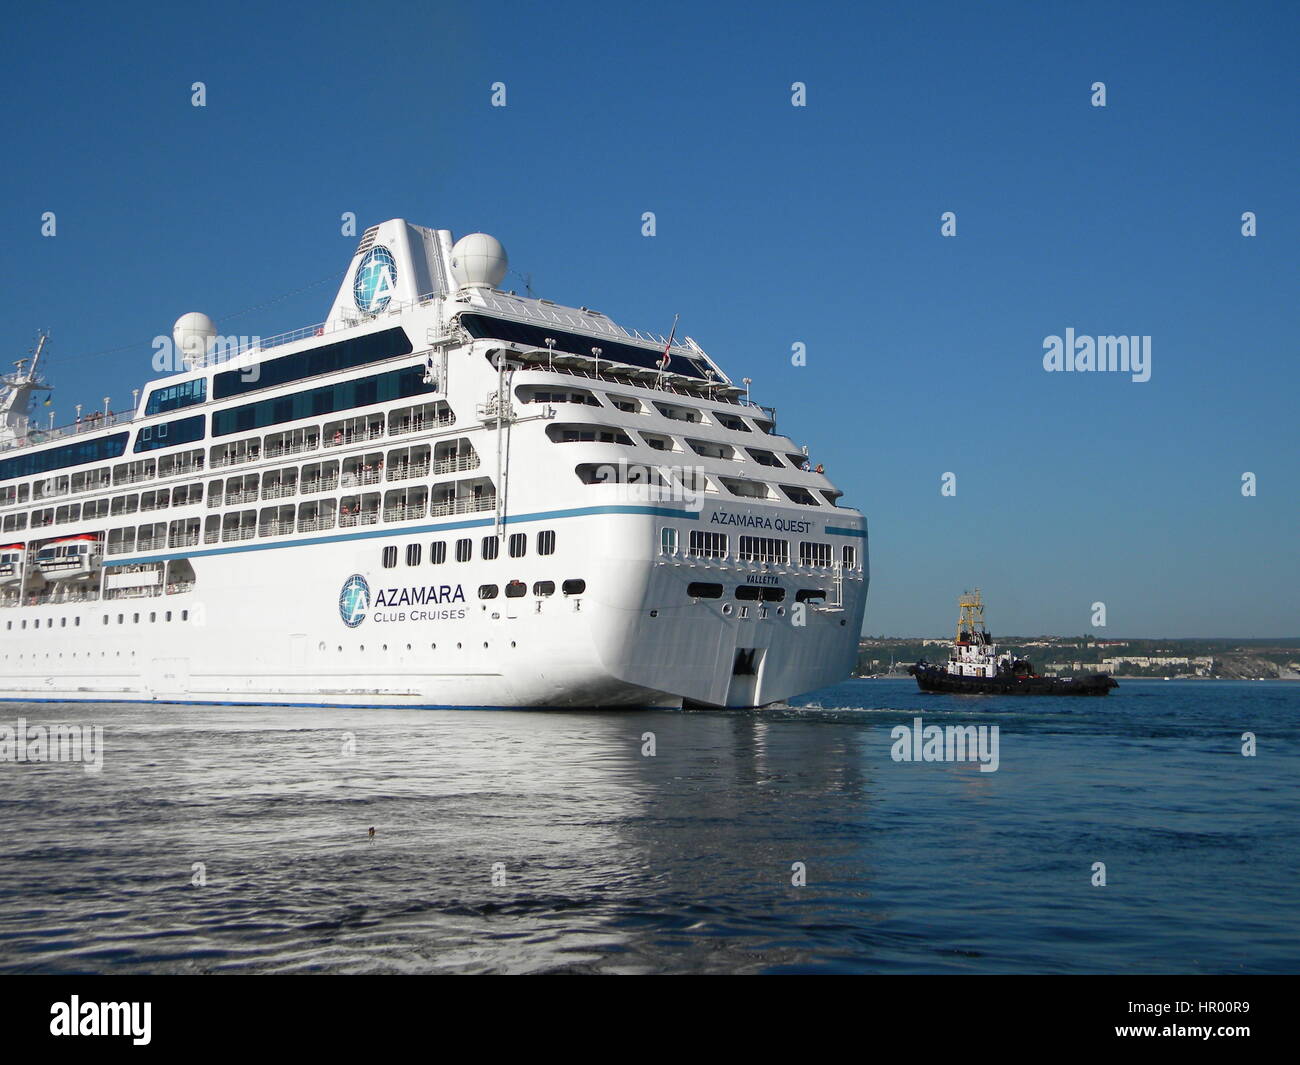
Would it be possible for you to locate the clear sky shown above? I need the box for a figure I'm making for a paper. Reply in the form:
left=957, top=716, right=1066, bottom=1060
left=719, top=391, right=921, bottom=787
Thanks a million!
left=2, top=0, right=1295, bottom=637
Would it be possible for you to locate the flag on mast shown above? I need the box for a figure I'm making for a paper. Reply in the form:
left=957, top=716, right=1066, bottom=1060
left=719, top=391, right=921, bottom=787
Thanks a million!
left=659, top=315, right=678, bottom=370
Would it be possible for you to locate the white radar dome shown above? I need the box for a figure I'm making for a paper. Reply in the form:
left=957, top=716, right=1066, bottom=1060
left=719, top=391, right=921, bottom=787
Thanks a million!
left=450, top=233, right=509, bottom=290
left=173, top=312, right=218, bottom=364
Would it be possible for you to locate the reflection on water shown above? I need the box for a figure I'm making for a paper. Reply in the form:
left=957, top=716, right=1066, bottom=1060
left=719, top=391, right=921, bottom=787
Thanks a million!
left=1, top=680, right=1297, bottom=973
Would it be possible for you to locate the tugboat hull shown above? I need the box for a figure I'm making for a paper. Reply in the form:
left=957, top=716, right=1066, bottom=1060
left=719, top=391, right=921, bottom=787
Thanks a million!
left=908, top=664, right=1117, bottom=696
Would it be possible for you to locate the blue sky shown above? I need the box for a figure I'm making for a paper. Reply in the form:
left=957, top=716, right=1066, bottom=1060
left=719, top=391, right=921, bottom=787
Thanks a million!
left=2, top=0, right=1296, bottom=636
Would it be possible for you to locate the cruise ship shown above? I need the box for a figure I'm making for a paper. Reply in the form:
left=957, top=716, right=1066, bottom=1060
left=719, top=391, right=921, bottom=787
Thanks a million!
left=0, top=220, right=867, bottom=708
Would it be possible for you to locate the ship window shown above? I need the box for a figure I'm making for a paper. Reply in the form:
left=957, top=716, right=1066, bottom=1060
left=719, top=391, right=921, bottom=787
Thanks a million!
left=736, top=585, right=764, bottom=601
left=795, top=589, right=826, bottom=603
left=145, top=378, right=207, bottom=416
left=481, top=535, right=499, bottom=560
left=843, top=545, right=857, bottom=569
left=688, top=530, right=727, bottom=559
left=478, top=584, right=499, bottom=600
left=212, top=364, right=432, bottom=437
left=455, top=538, right=472, bottom=562
left=430, top=541, right=446, bottom=565
left=508, top=533, right=527, bottom=558
left=715, top=413, right=751, bottom=433
left=660, top=527, right=678, bottom=556
left=738, top=536, right=789, bottom=565
left=687, top=582, right=724, bottom=599
left=505, top=580, right=527, bottom=598
left=745, top=448, right=782, bottom=467
left=562, top=579, right=586, bottom=596
left=537, top=530, right=556, bottom=555
left=460, top=313, right=711, bottom=381
left=799, top=542, right=833, bottom=567
left=382, top=546, right=397, bottom=568
left=0, top=432, right=130, bottom=482
left=762, top=587, right=786, bottom=602
left=406, top=543, right=422, bottom=566
left=533, top=580, right=555, bottom=597
left=781, top=484, right=820, bottom=506
left=212, top=327, right=413, bottom=401
left=134, top=415, right=206, bottom=453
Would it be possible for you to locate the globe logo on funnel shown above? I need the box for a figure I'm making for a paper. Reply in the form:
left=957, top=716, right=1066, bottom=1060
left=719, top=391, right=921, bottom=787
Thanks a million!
left=339, top=574, right=371, bottom=628
left=353, top=246, right=398, bottom=314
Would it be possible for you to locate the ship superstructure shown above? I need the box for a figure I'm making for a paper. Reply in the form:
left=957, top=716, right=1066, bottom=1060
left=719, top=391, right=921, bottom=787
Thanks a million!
left=0, top=219, right=868, bottom=708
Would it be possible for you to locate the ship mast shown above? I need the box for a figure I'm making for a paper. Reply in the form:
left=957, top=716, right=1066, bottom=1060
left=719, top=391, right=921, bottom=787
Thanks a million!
left=0, top=333, right=53, bottom=447
left=955, top=588, right=987, bottom=643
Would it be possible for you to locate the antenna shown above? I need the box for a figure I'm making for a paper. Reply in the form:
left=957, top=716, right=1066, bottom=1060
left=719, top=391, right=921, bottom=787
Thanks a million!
left=29, top=333, right=48, bottom=378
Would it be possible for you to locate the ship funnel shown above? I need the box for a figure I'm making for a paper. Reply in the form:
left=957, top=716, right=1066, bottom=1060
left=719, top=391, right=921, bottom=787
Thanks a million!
left=173, top=312, right=217, bottom=365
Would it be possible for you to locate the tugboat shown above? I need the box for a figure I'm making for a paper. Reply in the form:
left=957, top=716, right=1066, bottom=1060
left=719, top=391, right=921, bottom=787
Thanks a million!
left=908, top=590, right=1117, bottom=696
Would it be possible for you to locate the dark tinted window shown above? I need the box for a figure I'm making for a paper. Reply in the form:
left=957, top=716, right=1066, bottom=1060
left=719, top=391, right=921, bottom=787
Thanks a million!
left=478, top=584, right=499, bottom=599
left=687, top=582, right=724, bottom=599
left=134, top=415, right=206, bottom=452
left=213, top=328, right=412, bottom=400
left=212, top=365, right=432, bottom=437
left=0, top=433, right=129, bottom=482
left=461, top=314, right=711, bottom=380
left=562, top=579, right=586, bottom=596
left=145, top=378, right=206, bottom=415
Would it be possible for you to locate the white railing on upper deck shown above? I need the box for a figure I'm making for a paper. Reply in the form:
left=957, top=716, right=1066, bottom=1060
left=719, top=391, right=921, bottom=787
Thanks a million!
left=0, top=409, right=138, bottom=457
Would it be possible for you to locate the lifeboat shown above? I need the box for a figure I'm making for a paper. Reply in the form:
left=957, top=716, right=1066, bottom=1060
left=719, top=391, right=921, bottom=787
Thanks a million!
left=31, top=534, right=103, bottom=583
left=0, top=543, right=24, bottom=588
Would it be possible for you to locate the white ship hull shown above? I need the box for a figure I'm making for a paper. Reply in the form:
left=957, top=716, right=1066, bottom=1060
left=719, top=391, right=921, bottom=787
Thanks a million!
left=0, top=219, right=868, bottom=709
left=0, top=504, right=866, bottom=708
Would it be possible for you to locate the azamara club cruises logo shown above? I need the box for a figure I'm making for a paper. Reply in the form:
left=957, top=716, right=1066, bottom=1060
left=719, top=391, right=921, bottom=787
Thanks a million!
left=339, top=574, right=371, bottom=628
left=353, top=245, right=398, bottom=314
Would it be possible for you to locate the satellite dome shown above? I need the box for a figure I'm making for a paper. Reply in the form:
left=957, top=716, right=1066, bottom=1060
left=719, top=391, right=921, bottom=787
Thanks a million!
left=450, top=233, right=508, bottom=290
left=173, top=312, right=217, bottom=364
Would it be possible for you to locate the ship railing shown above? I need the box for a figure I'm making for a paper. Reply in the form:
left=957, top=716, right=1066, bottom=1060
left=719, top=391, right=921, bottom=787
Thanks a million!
left=264, top=440, right=319, bottom=460
left=323, top=426, right=385, bottom=448
left=220, top=527, right=257, bottom=543
left=473, top=292, right=703, bottom=356
left=429, top=495, right=495, bottom=518
left=103, top=585, right=163, bottom=601
left=386, top=411, right=456, bottom=438
left=341, top=470, right=384, bottom=487
left=30, top=589, right=100, bottom=605
left=0, top=410, right=138, bottom=456
left=384, top=461, right=428, bottom=482
left=382, top=505, right=426, bottom=522
left=338, top=511, right=380, bottom=528
left=111, top=470, right=158, bottom=487
left=297, top=515, right=337, bottom=533
left=260, top=484, right=297, bottom=500
left=167, top=533, right=200, bottom=549
left=298, top=476, right=339, bottom=494
left=166, top=581, right=196, bottom=595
